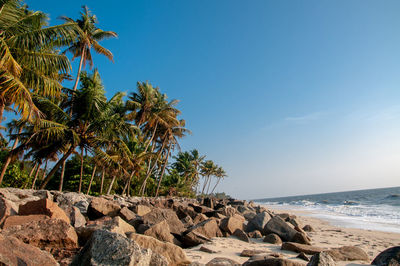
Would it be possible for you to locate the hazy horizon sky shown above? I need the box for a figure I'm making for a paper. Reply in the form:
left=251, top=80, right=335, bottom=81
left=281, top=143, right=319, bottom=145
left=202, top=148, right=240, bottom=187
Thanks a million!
left=29, top=0, right=400, bottom=199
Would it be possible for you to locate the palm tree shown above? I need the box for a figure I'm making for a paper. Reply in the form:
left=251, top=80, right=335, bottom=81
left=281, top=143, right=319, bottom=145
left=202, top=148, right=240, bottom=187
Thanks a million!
left=200, top=160, right=217, bottom=195
left=61, top=6, right=117, bottom=92
left=0, top=0, right=80, bottom=126
left=210, top=166, right=227, bottom=194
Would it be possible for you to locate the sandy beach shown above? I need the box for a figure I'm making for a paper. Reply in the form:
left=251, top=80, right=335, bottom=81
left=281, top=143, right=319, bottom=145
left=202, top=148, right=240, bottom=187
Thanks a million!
left=185, top=207, right=400, bottom=265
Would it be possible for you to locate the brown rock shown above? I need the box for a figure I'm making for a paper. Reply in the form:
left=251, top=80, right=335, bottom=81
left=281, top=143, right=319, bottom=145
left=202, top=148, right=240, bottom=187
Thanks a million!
left=233, top=228, right=250, bottom=242
left=2, top=214, right=49, bottom=229
left=182, top=215, right=195, bottom=228
left=248, top=230, right=263, bottom=238
left=326, top=246, right=369, bottom=262
left=263, top=233, right=282, bottom=244
left=129, top=233, right=191, bottom=265
left=3, top=218, right=78, bottom=250
left=200, top=245, right=219, bottom=253
left=193, top=213, right=208, bottom=224
left=263, top=216, right=298, bottom=242
left=87, top=197, right=121, bottom=220
left=189, top=203, right=214, bottom=214
left=240, top=249, right=267, bottom=257
left=182, top=219, right=223, bottom=247
left=297, top=252, right=309, bottom=262
left=243, top=256, right=306, bottom=266
left=220, top=216, right=244, bottom=234
left=62, top=205, right=86, bottom=227
left=292, top=231, right=312, bottom=245
left=144, top=220, right=174, bottom=243
left=142, top=208, right=185, bottom=235
left=0, top=234, right=58, bottom=265
left=176, top=205, right=198, bottom=220
left=247, top=212, right=272, bottom=232
left=206, top=257, right=241, bottom=266
left=307, top=251, right=335, bottom=265
left=119, top=206, right=138, bottom=222
left=0, top=197, right=17, bottom=226
left=218, top=206, right=237, bottom=217
left=281, top=242, right=325, bottom=255
left=302, top=225, right=315, bottom=232
left=372, top=246, right=400, bottom=266
left=19, top=198, right=70, bottom=224
left=133, top=204, right=152, bottom=216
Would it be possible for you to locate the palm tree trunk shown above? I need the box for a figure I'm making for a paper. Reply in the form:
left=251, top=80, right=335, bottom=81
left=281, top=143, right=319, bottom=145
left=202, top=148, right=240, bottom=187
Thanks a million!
left=24, top=162, right=38, bottom=189
left=86, top=165, right=97, bottom=195
left=100, top=167, right=105, bottom=194
left=210, top=178, right=221, bottom=195
left=59, top=159, right=67, bottom=192
left=40, top=160, right=48, bottom=183
left=40, top=145, right=75, bottom=189
left=122, top=171, right=135, bottom=196
left=0, top=128, right=22, bottom=184
left=107, top=175, right=117, bottom=195
left=0, top=102, right=5, bottom=134
left=201, top=175, right=210, bottom=195
left=31, top=163, right=42, bottom=189
left=127, top=177, right=131, bottom=197
left=72, top=48, right=86, bottom=92
left=78, top=147, right=84, bottom=193
left=140, top=140, right=166, bottom=196
left=143, top=123, right=157, bottom=153
left=155, top=143, right=171, bottom=197
left=206, top=176, right=213, bottom=195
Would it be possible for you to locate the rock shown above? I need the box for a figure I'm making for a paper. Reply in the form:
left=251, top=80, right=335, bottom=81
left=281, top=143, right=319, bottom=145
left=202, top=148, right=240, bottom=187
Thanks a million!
left=206, top=257, right=241, bottom=266
left=292, top=231, right=312, bottom=245
left=307, top=251, right=336, bottom=266
left=281, top=242, right=325, bottom=255
left=142, top=208, right=185, bottom=235
left=144, top=220, right=174, bottom=243
left=297, top=252, right=310, bottom=262
left=200, top=245, right=219, bottom=253
left=3, top=218, right=78, bottom=250
left=133, top=204, right=152, bottom=216
left=2, top=214, right=49, bottom=229
left=277, top=213, right=291, bottom=220
left=203, top=197, right=215, bottom=209
left=302, top=225, right=315, bottom=232
left=243, top=256, right=306, bottom=266
left=189, top=203, right=214, bottom=214
left=326, top=246, right=369, bottom=262
left=176, top=205, right=198, bottom=220
left=150, top=252, right=168, bottom=266
left=119, top=206, right=138, bottom=222
left=182, top=219, right=222, bottom=247
left=372, top=246, right=400, bottom=266
left=62, top=205, right=86, bottom=227
left=54, top=192, right=90, bottom=214
left=0, top=188, right=51, bottom=207
left=263, top=216, right=298, bottom=241
left=263, top=233, right=282, bottom=244
left=193, top=213, right=208, bottom=224
left=218, top=206, right=238, bottom=217
left=71, top=230, right=152, bottom=266
left=240, top=249, right=267, bottom=257
left=129, top=233, right=191, bottom=265
left=0, top=234, right=58, bottom=265
left=288, top=218, right=301, bottom=228
left=18, top=198, right=70, bottom=224
left=181, top=215, right=195, bottom=228
left=0, top=197, right=17, bottom=226
left=247, top=212, right=271, bottom=232
left=220, top=216, right=244, bottom=234
left=233, top=228, right=250, bottom=242
left=242, top=210, right=257, bottom=221
left=248, top=230, right=263, bottom=238
left=87, top=197, right=121, bottom=220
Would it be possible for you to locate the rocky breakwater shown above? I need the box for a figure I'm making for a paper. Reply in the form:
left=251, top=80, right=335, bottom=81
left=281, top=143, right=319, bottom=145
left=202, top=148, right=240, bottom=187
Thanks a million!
left=0, top=187, right=398, bottom=266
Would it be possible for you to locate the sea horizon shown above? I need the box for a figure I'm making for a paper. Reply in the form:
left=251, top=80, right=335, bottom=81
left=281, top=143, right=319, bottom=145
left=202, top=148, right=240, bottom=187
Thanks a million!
left=255, top=186, right=400, bottom=233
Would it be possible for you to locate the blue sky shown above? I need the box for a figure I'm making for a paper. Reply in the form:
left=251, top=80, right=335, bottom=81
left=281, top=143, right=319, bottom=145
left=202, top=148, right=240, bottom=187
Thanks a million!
left=28, top=0, right=400, bottom=199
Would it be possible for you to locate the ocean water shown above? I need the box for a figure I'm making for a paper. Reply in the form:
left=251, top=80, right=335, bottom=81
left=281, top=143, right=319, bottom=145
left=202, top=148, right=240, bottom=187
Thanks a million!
left=255, top=186, right=400, bottom=233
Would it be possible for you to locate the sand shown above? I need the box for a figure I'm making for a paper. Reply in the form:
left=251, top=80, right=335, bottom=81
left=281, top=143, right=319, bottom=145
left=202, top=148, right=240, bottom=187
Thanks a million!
left=185, top=207, right=400, bottom=265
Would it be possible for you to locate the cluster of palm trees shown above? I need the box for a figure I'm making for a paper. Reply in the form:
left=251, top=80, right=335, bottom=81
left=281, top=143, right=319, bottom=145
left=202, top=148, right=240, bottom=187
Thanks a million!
left=0, top=0, right=226, bottom=197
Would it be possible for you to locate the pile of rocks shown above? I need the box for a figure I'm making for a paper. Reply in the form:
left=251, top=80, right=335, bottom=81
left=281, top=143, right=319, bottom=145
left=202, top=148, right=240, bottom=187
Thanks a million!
left=0, top=187, right=398, bottom=266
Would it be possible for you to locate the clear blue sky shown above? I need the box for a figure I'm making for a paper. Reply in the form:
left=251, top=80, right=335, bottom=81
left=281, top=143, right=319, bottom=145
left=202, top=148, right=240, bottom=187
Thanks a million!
left=29, top=0, right=400, bottom=199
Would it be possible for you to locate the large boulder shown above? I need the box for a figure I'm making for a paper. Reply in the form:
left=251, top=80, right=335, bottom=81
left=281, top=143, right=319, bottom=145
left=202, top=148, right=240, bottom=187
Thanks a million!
left=61, top=205, right=86, bottom=228
left=71, top=230, right=152, bottom=266
left=144, top=220, right=175, bottom=243
left=133, top=204, right=152, bottom=216
left=372, top=246, right=400, bottom=266
left=119, top=206, right=138, bottom=222
left=129, top=233, right=191, bottom=265
left=54, top=192, right=90, bottom=214
left=142, top=208, right=185, bottom=235
left=233, top=228, right=250, bottom=242
left=0, top=234, right=58, bottom=265
left=281, top=242, right=325, bottom=255
left=307, top=251, right=336, bottom=266
left=247, top=212, right=271, bottom=232
left=243, top=256, right=306, bottom=266
left=0, top=197, right=17, bottom=226
left=218, top=206, right=238, bottom=217
left=206, top=257, right=241, bottom=266
left=326, top=246, right=369, bottom=262
left=87, top=197, right=121, bottom=220
left=263, top=233, right=282, bottom=244
left=264, top=216, right=298, bottom=242
left=2, top=214, right=49, bottom=229
left=182, top=219, right=223, bottom=247
left=0, top=188, right=51, bottom=207
left=18, top=198, right=70, bottom=224
left=2, top=218, right=79, bottom=250
left=220, top=215, right=244, bottom=234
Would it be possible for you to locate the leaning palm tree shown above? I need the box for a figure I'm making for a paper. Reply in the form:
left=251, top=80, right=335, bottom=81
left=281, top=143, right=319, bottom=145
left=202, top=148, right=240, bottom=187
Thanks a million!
left=61, top=6, right=117, bottom=92
left=0, top=0, right=80, bottom=127
left=210, top=166, right=227, bottom=194
left=200, top=160, right=217, bottom=195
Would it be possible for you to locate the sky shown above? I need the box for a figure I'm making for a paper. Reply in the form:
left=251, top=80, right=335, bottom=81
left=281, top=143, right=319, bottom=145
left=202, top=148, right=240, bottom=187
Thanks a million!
left=28, top=0, right=400, bottom=199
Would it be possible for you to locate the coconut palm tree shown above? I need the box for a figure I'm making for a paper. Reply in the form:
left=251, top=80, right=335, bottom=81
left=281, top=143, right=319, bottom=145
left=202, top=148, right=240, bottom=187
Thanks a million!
left=61, top=6, right=117, bottom=92
left=210, top=166, right=227, bottom=194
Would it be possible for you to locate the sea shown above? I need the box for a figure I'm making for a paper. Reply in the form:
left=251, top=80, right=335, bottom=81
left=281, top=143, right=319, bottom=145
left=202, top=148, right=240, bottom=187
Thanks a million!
left=255, top=186, right=400, bottom=233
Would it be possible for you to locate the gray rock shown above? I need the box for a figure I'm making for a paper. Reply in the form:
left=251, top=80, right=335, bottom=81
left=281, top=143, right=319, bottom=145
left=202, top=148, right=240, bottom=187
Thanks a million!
left=281, top=242, right=325, bottom=255
left=307, top=251, right=336, bottom=266
left=326, top=246, right=369, bottom=262
left=119, top=206, right=138, bottom=222
left=263, top=216, right=298, bottom=242
left=206, top=257, right=241, bottom=266
left=246, top=212, right=271, bottom=232
left=233, top=228, right=250, bottom=242
left=372, top=246, right=400, bottom=266
left=142, top=208, right=185, bottom=235
left=243, top=256, right=306, bottom=266
left=54, top=192, right=90, bottom=214
left=150, top=252, right=168, bottom=266
left=71, top=229, right=152, bottom=266
left=263, top=233, right=282, bottom=244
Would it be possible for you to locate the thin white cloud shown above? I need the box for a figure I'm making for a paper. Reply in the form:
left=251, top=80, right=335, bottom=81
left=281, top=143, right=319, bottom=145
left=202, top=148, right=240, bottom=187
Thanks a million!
left=284, top=112, right=326, bottom=124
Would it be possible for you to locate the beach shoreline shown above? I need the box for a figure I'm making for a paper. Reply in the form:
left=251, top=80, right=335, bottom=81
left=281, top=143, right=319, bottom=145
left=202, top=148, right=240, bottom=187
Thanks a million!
left=186, top=205, right=400, bottom=265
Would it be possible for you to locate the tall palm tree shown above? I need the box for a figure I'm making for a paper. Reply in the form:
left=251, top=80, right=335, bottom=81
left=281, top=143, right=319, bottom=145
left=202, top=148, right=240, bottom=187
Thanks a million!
left=0, top=0, right=80, bottom=126
left=210, top=166, right=227, bottom=194
left=200, top=160, right=217, bottom=195
left=61, top=6, right=117, bottom=92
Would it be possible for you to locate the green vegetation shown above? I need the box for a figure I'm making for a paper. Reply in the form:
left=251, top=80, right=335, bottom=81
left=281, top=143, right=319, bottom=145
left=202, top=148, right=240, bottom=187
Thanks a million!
left=0, top=1, right=226, bottom=197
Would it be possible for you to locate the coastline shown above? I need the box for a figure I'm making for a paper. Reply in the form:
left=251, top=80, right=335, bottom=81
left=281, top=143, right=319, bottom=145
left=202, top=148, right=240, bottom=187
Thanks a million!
left=185, top=205, right=400, bottom=265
